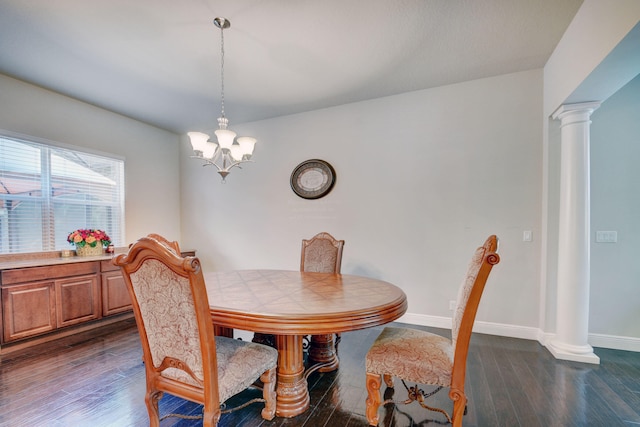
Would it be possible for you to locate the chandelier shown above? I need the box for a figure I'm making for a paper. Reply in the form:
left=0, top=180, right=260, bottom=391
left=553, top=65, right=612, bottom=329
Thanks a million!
left=187, top=17, right=257, bottom=182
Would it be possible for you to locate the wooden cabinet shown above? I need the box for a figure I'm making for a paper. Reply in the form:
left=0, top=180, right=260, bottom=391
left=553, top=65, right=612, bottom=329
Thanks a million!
left=2, top=280, right=56, bottom=341
left=55, top=274, right=101, bottom=327
left=100, top=260, right=132, bottom=316
left=0, top=256, right=135, bottom=352
left=1, top=262, right=102, bottom=344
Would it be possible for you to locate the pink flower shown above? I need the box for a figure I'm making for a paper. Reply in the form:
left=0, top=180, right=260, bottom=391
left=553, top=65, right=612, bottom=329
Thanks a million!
left=67, top=229, right=112, bottom=248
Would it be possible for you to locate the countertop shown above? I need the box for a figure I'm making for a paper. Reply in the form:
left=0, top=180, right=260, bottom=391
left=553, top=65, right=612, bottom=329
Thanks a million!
left=0, top=247, right=195, bottom=271
left=0, top=254, right=118, bottom=271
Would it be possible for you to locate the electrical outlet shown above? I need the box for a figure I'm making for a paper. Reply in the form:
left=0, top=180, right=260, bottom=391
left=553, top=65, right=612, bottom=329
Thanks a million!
left=449, top=300, right=456, bottom=311
left=596, top=231, right=617, bottom=243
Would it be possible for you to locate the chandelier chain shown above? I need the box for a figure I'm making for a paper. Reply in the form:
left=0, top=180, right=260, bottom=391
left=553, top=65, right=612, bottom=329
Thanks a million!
left=219, top=23, right=225, bottom=119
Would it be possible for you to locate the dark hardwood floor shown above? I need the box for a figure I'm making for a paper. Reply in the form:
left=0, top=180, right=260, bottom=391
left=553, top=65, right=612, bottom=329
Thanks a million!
left=1, top=319, right=639, bottom=426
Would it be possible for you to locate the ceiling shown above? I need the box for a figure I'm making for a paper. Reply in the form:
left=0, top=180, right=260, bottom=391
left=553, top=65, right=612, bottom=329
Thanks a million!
left=0, top=0, right=583, bottom=134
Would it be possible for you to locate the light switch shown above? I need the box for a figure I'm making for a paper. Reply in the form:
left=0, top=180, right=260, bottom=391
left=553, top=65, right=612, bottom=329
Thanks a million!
left=523, top=230, right=533, bottom=242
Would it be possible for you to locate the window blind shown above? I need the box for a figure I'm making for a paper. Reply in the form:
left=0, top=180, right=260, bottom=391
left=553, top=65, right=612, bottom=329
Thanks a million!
left=0, top=135, right=124, bottom=254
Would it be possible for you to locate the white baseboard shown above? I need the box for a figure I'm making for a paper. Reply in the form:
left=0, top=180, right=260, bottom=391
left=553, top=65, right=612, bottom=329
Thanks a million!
left=231, top=313, right=640, bottom=353
left=587, top=332, right=640, bottom=353
left=397, top=313, right=640, bottom=352
left=398, top=313, right=540, bottom=340
left=398, top=313, right=452, bottom=330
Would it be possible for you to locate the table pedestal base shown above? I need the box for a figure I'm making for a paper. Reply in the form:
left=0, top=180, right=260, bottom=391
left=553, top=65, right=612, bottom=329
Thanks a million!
left=275, top=335, right=309, bottom=417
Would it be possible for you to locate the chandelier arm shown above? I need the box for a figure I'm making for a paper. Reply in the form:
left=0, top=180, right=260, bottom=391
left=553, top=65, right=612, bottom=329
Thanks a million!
left=193, top=152, right=253, bottom=173
left=190, top=155, right=224, bottom=172
left=203, top=159, right=224, bottom=172
left=221, top=159, right=254, bottom=173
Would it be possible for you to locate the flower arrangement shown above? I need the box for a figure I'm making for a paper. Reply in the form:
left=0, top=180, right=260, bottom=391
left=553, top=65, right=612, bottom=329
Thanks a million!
left=67, top=229, right=111, bottom=248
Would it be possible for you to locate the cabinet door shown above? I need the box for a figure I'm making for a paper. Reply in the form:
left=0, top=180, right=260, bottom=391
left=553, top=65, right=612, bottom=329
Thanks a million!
left=55, top=274, right=101, bottom=328
left=2, top=281, right=56, bottom=343
left=101, top=270, right=132, bottom=316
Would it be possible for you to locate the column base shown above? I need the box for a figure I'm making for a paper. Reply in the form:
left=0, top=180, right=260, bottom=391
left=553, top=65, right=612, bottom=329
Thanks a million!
left=547, top=339, right=600, bottom=364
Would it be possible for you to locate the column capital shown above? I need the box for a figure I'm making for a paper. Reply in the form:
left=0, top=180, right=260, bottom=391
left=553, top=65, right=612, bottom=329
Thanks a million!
left=552, top=101, right=601, bottom=121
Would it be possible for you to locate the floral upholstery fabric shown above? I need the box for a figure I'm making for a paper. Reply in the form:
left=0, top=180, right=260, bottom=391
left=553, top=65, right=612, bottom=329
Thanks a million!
left=451, top=245, right=485, bottom=350
left=214, top=336, right=278, bottom=402
left=130, top=259, right=204, bottom=386
left=366, top=327, right=453, bottom=386
left=130, top=259, right=278, bottom=400
left=303, top=239, right=340, bottom=273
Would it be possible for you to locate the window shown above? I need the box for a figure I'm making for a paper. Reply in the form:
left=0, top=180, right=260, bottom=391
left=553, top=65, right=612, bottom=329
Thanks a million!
left=0, top=133, right=124, bottom=254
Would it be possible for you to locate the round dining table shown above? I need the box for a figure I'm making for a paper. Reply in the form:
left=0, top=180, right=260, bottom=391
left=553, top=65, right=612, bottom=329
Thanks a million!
left=204, top=269, right=407, bottom=418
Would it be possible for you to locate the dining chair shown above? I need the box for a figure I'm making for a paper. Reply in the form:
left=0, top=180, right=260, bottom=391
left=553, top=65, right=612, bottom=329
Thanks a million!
left=301, top=232, right=345, bottom=371
left=300, top=231, right=345, bottom=274
left=113, top=235, right=278, bottom=427
left=252, top=231, right=346, bottom=360
left=364, top=235, right=500, bottom=427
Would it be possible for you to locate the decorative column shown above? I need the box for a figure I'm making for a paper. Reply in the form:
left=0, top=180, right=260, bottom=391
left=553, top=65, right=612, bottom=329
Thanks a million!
left=548, top=101, right=600, bottom=364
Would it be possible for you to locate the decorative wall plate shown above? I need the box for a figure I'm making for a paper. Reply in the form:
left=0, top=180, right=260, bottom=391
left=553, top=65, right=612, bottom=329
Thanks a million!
left=290, top=159, right=336, bottom=199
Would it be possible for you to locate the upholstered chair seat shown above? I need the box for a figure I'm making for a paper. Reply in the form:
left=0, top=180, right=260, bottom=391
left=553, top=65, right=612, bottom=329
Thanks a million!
left=214, top=336, right=277, bottom=402
left=366, top=327, right=453, bottom=387
left=157, top=335, right=277, bottom=402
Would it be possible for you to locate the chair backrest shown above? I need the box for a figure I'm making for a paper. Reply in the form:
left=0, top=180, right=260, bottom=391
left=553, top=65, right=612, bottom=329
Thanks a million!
left=146, top=233, right=181, bottom=255
left=450, top=235, right=500, bottom=393
left=113, top=235, right=220, bottom=408
left=300, top=232, right=345, bottom=273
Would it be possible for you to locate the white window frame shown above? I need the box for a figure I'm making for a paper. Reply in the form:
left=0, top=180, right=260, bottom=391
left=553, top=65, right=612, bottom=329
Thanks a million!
left=0, top=131, right=125, bottom=254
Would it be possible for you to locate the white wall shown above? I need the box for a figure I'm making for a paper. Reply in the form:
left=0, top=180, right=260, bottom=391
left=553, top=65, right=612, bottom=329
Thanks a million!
left=0, top=74, right=182, bottom=243
left=590, top=74, right=640, bottom=339
left=181, top=69, right=543, bottom=334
